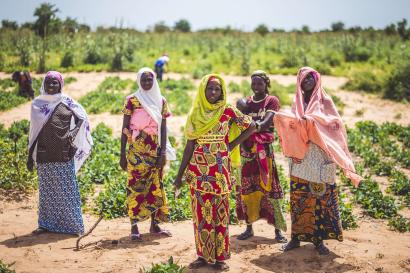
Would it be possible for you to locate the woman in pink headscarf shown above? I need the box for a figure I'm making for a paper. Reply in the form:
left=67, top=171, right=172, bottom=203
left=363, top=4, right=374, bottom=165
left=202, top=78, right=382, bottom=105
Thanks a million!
left=274, top=67, right=361, bottom=255
left=27, top=71, right=93, bottom=235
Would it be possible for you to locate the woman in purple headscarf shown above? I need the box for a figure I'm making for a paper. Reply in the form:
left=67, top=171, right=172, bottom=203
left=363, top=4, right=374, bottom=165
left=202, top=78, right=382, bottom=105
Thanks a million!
left=27, top=71, right=93, bottom=235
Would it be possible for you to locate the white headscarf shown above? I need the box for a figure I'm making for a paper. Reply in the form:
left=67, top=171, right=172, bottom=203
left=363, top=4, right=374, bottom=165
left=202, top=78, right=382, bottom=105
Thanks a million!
left=134, top=67, right=176, bottom=160
left=28, top=71, right=93, bottom=173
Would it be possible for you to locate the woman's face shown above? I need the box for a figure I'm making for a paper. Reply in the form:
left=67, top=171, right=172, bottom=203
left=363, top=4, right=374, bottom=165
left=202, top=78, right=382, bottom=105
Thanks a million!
left=45, top=76, right=61, bottom=95
left=205, top=81, right=222, bottom=104
left=140, top=72, right=154, bottom=91
left=301, top=73, right=316, bottom=93
left=251, top=76, right=267, bottom=96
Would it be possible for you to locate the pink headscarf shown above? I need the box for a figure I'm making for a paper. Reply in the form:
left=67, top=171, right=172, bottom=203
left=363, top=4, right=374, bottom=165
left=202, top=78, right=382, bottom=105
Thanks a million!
left=43, top=71, right=64, bottom=93
left=274, top=67, right=362, bottom=186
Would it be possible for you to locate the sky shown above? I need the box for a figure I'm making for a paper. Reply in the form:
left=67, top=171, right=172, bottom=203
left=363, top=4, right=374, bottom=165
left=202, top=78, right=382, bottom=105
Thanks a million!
left=1, top=0, right=409, bottom=31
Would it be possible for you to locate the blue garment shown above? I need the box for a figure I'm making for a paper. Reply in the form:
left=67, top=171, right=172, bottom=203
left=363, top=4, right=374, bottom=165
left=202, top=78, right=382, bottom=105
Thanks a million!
left=37, top=160, right=84, bottom=235
left=155, top=59, right=166, bottom=68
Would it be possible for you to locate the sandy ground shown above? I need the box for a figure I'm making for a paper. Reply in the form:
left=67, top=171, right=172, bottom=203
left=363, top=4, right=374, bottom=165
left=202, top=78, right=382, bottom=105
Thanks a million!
left=1, top=72, right=410, bottom=273
left=1, top=194, right=409, bottom=273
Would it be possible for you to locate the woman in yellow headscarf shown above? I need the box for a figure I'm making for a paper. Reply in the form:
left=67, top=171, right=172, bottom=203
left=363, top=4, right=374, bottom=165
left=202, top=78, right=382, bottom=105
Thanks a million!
left=174, top=74, right=256, bottom=270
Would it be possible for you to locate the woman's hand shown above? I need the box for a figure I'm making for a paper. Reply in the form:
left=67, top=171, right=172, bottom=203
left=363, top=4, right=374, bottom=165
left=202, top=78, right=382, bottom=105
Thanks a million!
left=174, top=176, right=183, bottom=189
left=291, top=157, right=302, bottom=164
left=27, top=158, right=34, bottom=172
left=119, top=153, right=127, bottom=171
left=173, top=176, right=184, bottom=199
left=156, top=154, right=166, bottom=168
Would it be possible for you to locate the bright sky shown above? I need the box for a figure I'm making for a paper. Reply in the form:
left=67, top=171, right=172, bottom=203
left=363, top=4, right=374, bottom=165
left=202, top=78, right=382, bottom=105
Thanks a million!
left=1, top=0, right=409, bottom=31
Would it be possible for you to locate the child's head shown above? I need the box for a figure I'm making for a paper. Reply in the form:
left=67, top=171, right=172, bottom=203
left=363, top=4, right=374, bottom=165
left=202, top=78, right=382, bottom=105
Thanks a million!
left=236, top=98, right=248, bottom=113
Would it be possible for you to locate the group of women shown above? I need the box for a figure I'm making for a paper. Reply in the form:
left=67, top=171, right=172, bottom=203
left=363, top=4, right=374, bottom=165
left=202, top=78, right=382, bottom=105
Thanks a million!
left=27, top=67, right=361, bottom=271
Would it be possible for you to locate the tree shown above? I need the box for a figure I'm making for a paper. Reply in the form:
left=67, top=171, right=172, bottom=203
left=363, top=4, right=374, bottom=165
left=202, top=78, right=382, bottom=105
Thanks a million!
left=63, top=17, right=79, bottom=34
left=153, top=21, right=170, bottom=33
left=1, top=20, right=18, bottom=30
left=78, top=24, right=90, bottom=32
left=331, top=21, right=345, bottom=32
left=33, top=2, right=60, bottom=72
left=174, top=19, right=191, bottom=32
left=397, top=19, right=410, bottom=40
left=21, top=22, right=34, bottom=29
left=384, top=24, right=397, bottom=35
left=254, top=24, right=269, bottom=36
left=301, top=25, right=310, bottom=34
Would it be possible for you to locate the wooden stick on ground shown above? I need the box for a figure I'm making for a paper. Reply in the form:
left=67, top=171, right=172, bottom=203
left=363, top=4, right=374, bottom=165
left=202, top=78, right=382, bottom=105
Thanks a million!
left=76, top=214, right=104, bottom=251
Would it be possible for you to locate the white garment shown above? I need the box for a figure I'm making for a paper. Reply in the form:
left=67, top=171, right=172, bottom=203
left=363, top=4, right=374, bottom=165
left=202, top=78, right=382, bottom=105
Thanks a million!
left=289, top=143, right=336, bottom=184
left=28, top=77, right=93, bottom=173
left=159, top=55, right=170, bottom=63
left=133, top=67, right=176, bottom=160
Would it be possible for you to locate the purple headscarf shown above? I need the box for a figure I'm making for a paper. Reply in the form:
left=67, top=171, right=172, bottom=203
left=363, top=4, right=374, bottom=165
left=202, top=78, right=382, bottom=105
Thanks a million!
left=42, top=71, right=64, bottom=94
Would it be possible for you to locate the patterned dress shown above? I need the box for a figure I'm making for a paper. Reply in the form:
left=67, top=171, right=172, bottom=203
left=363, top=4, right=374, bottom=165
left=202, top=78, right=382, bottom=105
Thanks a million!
left=236, top=95, right=286, bottom=230
left=122, top=96, right=170, bottom=224
left=289, top=143, right=343, bottom=244
left=36, top=103, right=84, bottom=235
left=185, top=105, right=251, bottom=263
left=38, top=160, right=84, bottom=234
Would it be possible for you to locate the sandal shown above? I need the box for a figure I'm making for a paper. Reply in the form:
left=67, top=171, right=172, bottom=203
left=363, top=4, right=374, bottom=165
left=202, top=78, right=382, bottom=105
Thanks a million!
left=213, top=261, right=229, bottom=271
left=237, top=229, right=254, bottom=240
left=281, top=239, right=300, bottom=252
left=188, top=258, right=207, bottom=269
left=150, top=229, right=172, bottom=237
left=150, top=224, right=172, bottom=237
left=32, top=227, right=47, bottom=235
left=130, top=233, right=142, bottom=241
left=275, top=229, right=288, bottom=243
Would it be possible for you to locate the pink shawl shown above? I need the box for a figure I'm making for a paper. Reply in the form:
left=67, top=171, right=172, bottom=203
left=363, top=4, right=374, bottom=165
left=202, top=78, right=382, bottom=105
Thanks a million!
left=274, top=67, right=362, bottom=186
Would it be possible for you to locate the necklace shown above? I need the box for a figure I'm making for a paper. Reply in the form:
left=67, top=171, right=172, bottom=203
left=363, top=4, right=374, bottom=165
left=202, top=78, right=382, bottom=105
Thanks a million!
left=252, top=94, right=267, bottom=103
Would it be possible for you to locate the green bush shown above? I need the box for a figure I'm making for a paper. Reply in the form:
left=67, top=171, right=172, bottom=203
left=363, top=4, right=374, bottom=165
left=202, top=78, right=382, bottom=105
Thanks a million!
left=0, top=120, right=37, bottom=191
left=388, top=215, right=410, bottom=232
left=140, top=256, right=185, bottom=273
left=338, top=190, right=358, bottom=229
left=0, top=260, right=15, bottom=273
left=160, top=79, right=194, bottom=116
left=79, top=76, right=134, bottom=114
left=343, top=71, right=384, bottom=93
left=78, top=123, right=123, bottom=204
left=383, top=60, right=410, bottom=101
left=61, top=51, right=74, bottom=68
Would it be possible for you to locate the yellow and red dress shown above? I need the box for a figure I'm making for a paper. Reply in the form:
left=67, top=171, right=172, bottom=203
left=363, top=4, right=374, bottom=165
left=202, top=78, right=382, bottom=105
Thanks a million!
left=185, top=105, right=251, bottom=263
left=122, top=96, right=170, bottom=224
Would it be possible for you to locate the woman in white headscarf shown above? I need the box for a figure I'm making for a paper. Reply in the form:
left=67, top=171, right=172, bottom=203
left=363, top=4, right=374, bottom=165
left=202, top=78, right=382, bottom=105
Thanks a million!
left=120, top=67, right=176, bottom=241
left=27, top=71, right=93, bottom=235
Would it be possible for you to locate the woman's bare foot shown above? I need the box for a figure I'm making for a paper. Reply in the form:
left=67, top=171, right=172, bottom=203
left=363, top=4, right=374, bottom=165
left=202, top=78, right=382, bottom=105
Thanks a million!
left=315, top=241, right=330, bottom=255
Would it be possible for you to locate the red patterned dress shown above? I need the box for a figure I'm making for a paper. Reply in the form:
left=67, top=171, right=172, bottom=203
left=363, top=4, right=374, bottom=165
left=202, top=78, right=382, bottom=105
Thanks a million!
left=185, top=105, right=251, bottom=263
left=122, top=96, right=170, bottom=224
left=236, top=95, right=287, bottom=230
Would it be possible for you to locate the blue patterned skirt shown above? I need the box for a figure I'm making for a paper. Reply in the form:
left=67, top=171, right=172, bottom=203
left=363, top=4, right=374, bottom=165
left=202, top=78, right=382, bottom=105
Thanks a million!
left=37, top=160, right=84, bottom=235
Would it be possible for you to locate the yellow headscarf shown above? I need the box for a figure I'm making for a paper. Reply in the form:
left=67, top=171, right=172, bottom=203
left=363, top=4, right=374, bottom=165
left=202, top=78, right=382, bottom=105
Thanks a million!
left=184, top=74, right=241, bottom=166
